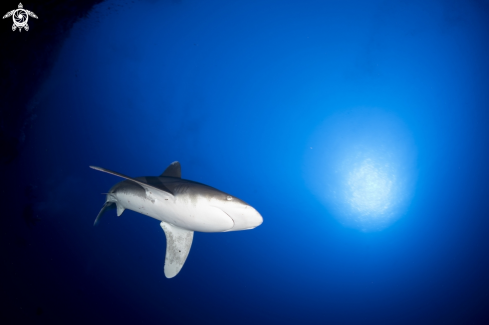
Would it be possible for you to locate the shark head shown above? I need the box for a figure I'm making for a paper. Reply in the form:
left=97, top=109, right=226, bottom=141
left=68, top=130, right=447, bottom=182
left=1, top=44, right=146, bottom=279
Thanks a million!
left=209, top=193, right=263, bottom=231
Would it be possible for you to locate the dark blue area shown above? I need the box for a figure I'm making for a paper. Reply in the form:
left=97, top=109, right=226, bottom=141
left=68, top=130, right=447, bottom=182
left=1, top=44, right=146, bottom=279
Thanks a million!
left=3, top=0, right=489, bottom=324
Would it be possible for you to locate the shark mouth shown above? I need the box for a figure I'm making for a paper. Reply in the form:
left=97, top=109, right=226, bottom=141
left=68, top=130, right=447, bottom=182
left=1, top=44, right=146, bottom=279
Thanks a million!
left=219, top=208, right=236, bottom=230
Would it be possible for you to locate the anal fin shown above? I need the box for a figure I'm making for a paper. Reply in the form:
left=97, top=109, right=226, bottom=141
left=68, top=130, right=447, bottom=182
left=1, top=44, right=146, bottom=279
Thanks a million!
left=160, top=221, right=194, bottom=278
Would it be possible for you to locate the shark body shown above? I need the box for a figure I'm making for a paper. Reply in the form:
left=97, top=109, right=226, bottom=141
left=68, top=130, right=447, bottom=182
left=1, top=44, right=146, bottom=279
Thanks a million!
left=91, top=162, right=263, bottom=278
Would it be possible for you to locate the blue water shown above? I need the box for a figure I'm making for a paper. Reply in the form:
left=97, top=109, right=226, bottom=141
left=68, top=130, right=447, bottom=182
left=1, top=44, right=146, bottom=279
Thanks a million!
left=10, top=0, right=489, bottom=323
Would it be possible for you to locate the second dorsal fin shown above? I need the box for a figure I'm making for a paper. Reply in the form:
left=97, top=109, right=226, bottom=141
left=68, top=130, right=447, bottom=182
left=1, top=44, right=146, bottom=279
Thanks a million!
left=161, top=161, right=181, bottom=178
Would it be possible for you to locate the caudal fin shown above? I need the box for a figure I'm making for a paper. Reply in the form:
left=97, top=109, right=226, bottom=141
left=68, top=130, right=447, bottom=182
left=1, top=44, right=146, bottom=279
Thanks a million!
left=94, top=202, right=115, bottom=226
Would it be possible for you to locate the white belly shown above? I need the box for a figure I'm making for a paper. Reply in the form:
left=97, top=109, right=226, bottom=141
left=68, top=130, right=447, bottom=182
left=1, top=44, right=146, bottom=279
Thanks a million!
left=116, top=191, right=234, bottom=232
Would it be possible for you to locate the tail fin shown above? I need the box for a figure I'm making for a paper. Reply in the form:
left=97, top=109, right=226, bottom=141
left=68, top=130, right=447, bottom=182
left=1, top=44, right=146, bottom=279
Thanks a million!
left=94, top=202, right=115, bottom=226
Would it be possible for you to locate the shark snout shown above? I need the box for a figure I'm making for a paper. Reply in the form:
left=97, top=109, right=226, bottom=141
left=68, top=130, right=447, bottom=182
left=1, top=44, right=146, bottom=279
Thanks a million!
left=221, top=204, right=263, bottom=231
left=245, top=205, right=263, bottom=229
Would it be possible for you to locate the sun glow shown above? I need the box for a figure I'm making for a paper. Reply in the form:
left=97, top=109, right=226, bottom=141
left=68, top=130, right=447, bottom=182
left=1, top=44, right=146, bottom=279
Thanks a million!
left=306, top=108, right=417, bottom=231
left=347, top=158, right=394, bottom=216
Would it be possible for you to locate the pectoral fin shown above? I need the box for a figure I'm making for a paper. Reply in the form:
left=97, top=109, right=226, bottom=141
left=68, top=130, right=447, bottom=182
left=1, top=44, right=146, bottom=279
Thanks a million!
left=160, top=221, right=193, bottom=278
left=90, top=166, right=174, bottom=199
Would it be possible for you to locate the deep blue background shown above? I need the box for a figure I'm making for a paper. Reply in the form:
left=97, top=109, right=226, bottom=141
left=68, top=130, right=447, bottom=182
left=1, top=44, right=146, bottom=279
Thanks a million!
left=3, top=0, right=489, bottom=324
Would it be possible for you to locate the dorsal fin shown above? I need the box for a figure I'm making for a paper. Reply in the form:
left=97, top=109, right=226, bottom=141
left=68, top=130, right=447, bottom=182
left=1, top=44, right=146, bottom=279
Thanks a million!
left=161, top=161, right=181, bottom=178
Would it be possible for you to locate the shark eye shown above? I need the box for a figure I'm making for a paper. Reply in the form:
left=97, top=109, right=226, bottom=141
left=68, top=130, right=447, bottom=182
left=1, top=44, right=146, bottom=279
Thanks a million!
left=226, top=196, right=233, bottom=201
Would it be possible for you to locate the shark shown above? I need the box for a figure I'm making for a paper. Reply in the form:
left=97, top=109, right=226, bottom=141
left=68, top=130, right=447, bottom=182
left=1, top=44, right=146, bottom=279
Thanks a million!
left=90, top=161, right=263, bottom=278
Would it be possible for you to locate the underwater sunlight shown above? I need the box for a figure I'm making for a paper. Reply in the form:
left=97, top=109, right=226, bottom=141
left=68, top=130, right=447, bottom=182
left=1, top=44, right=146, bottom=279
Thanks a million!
left=305, top=108, right=417, bottom=231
